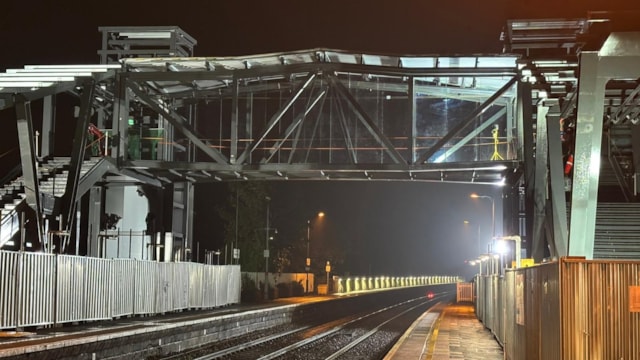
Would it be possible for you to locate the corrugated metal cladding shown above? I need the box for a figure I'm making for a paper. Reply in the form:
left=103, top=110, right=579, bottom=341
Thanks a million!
left=456, top=282, right=474, bottom=302
left=561, top=258, right=640, bottom=360
left=483, top=258, right=640, bottom=359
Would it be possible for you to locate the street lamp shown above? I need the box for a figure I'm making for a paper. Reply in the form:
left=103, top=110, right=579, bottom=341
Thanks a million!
left=264, top=196, right=271, bottom=300
left=470, top=193, right=495, bottom=250
left=495, top=235, right=522, bottom=269
left=306, top=211, right=325, bottom=294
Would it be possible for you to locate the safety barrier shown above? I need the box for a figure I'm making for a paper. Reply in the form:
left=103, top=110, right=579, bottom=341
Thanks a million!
left=332, top=275, right=461, bottom=294
left=0, top=250, right=240, bottom=330
left=456, top=282, right=474, bottom=302
left=476, top=258, right=640, bottom=360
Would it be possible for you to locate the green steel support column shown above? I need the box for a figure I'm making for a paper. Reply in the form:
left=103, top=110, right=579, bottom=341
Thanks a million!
left=568, top=52, right=606, bottom=259
left=62, top=79, right=95, bottom=244
left=230, top=76, right=239, bottom=164
left=631, top=125, right=640, bottom=194
left=41, top=95, right=56, bottom=158
left=87, top=186, right=102, bottom=257
left=531, top=102, right=549, bottom=262
left=409, top=77, right=417, bottom=164
left=517, top=81, right=534, bottom=257
left=111, top=73, right=130, bottom=164
left=15, top=97, right=44, bottom=247
left=546, top=104, right=568, bottom=257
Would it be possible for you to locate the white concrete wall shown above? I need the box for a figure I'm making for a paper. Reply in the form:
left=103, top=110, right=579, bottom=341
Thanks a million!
left=104, top=185, right=150, bottom=259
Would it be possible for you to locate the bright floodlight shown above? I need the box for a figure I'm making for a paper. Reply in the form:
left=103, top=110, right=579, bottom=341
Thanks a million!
left=318, top=212, right=325, bottom=217
left=495, top=240, right=509, bottom=254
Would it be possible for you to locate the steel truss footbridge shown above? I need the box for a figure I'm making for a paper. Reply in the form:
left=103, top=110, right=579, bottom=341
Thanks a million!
left=1, top=14, right=640, bottom=263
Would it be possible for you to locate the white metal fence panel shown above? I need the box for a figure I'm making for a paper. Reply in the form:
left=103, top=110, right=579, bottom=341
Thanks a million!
left=56, top=255, right=86, bottom=323
left=0, top=251, right=19, bottom=328
left=1, top=250, right=242, bottom=330
left=227, top=265, right=241, bottom=304
left=155, top=262, right=172, bottom=313
left=134, top=260, right=156, bottom=315
left=202, top=265, right=217, bottom=308
left=188, top=262, right=203, bottom=308
left=111, top=259, right=135, bottom=317
left=172, top=262, right=189, bottom=310
left=216, top=266, right=227, bottom=307
left=83, top=257, right=111, bottom=321
left=19, top=252, right=55, bottom=327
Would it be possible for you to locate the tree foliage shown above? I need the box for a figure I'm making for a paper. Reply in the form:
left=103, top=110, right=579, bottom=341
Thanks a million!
left=217, top=182, right=271, bottom=272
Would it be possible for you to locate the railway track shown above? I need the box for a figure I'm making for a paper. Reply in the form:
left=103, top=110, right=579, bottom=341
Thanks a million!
left=157, top=291, right=450, bottom=360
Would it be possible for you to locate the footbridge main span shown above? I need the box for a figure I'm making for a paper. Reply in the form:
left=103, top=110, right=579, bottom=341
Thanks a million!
left=2, top=12, right=640, bottom=265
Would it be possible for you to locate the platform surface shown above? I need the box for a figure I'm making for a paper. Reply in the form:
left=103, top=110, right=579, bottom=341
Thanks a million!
left=386, top=302, right=503, bottom=360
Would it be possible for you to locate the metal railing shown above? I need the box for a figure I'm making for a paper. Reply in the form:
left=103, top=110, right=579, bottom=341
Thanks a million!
left=0, top=250, right=240, bottom=330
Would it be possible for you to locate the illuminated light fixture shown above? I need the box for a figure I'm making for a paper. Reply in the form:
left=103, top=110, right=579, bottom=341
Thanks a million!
left=538, top=90, right=548, bottom=98
left=0, top=81, right=54, bottom=87
left=119, top=31, right=172, bottom=39
left=495, top=240, right=508, bottom=254
left=0, top=75, right=76, bottom=81
left=21, top=64, right=120, bottom=71
left=214, top=176, right=222, bottom=181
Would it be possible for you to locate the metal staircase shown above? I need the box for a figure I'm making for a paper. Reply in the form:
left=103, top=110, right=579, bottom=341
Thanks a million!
left=0, top=157, right=106, bottom=249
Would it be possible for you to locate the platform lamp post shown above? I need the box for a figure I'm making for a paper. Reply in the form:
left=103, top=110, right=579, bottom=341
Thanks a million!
left=264, top=196, right=271, bottom=300
left=306, top=211, right=325, bottom=294
left=470, top=193, right=495, bottom=257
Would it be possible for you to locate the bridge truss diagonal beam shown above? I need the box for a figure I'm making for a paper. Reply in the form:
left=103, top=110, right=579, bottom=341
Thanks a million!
left=433, top=107, right=507, bottom=163
left=127, top=79, right=229, bottom=164
left=328, top=74, right=406, bottom=165
left=333, top=90, right=358, bottom=164
left=236, top=72, right=317, bottom=165
left=416, top=76, right=517, bottom=164
left=262, top=87, right=327, bottom=164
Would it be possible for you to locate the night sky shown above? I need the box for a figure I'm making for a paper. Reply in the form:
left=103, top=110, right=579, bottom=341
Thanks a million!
left=2, top=0, right=639, bottom=279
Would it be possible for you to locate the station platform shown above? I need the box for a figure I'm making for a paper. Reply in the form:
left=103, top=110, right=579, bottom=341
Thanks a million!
left=385, top=302, right=503, bottom=360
